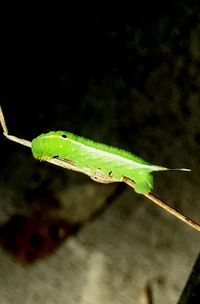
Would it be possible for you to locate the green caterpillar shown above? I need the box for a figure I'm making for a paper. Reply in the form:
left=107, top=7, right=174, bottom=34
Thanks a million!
left=1, top=106, right=198, bottom=232
left=31, top=131, right=189, bottom=194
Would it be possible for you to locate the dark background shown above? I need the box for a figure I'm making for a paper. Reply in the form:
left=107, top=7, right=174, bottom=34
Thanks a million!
left=1, top=2, right=198, bottom=140
left=1, top=2, right=197, bottom=179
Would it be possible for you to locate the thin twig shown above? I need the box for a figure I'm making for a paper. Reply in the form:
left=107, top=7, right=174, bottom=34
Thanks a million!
left=0, top=106, right=86, bottom=172
left=123, top=177, right=200, bottom=232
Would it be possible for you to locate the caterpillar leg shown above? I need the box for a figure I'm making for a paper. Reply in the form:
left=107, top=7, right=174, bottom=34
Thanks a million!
left=134, top=181, right=152, bottom=194
left=122, top=173, right=153, bottom=194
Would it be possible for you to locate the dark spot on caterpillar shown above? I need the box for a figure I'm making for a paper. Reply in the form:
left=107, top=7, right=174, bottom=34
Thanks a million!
left=56, top=157, right=77, bottom=166
left=109, top=171, right=113, bottom=176
left=61, top=134, right=67, bottom=139
left=53, top=155, right=59, bottom=158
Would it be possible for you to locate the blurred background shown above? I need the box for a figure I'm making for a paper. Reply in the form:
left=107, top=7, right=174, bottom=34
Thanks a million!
left=0, top=2, right=200, bottom=303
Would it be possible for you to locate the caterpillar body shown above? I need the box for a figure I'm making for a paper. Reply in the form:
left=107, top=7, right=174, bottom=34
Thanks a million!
left=31, top=131, right=189, bottom=194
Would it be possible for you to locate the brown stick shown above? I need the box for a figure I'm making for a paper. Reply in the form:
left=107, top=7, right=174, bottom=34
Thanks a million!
left=123, top=177, right=200, bottom=233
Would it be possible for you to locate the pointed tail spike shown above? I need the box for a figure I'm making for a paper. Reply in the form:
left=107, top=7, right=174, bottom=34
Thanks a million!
left=165, top=168, right=191, bottom=172
left=154, top=166, right=191, bottom=172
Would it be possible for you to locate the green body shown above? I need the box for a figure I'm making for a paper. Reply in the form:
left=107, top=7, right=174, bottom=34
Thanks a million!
left=31, top=131, right=171, bottom=193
